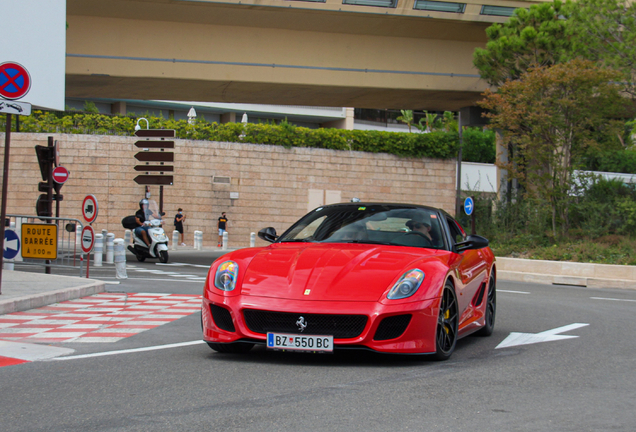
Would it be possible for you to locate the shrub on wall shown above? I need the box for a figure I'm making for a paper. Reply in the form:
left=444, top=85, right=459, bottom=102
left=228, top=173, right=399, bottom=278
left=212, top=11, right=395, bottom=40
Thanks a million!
left=2, top=111, right=460, bottom=160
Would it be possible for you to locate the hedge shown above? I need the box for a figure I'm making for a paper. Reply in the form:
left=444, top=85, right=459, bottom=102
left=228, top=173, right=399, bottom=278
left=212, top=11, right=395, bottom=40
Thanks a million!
left=1, top=111, right=460, bottom=160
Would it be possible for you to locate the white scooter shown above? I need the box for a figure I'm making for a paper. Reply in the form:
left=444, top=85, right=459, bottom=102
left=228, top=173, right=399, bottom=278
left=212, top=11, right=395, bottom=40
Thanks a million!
left=127, top=219, right=170, bottom=263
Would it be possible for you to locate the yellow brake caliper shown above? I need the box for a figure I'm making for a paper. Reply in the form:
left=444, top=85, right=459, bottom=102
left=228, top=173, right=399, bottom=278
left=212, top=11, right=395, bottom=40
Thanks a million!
left=443, top=309, right=450, bottom=334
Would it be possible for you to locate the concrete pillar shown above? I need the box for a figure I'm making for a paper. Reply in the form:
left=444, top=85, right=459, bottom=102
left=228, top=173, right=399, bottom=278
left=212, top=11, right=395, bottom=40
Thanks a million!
left=111, top=101, right=126, bottom=115
left=320, top=107, right=354, bottom=130
left=220, top=112, right=236, bottom=123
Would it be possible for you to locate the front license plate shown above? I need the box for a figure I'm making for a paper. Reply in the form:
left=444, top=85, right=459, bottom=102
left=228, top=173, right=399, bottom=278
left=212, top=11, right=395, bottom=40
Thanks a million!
left=266, top=332, right=333, bottom=353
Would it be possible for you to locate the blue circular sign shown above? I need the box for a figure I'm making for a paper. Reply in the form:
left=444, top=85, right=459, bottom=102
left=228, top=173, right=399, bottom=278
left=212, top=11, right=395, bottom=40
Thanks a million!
left=464, top=197, right=474, bottom=216
left=4, top=229, right=20, bottom=260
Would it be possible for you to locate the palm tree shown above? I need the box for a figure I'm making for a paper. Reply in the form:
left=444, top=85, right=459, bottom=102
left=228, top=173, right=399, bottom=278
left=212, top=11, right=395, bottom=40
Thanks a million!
left=396, top=110, right=415, bottom=132
left=416, top=111, right=440, bottom=133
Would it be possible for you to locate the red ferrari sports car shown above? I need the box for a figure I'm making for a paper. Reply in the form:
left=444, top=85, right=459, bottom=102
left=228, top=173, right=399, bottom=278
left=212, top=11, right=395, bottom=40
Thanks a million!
left=202, top=203, right=496, bottom=360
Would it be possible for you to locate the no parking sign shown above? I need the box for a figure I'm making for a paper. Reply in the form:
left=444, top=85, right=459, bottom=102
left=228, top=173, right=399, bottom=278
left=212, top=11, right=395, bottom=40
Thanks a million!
left=0, top=62, right=31, bottom=100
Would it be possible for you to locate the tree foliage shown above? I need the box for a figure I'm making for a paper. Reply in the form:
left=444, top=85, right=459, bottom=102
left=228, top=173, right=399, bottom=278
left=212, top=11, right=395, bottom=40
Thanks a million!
left=473, top=1, right=570, bottom=86
left=478, top=59, right=628, bottom=236
left=564, top=0, right=636, bottom=98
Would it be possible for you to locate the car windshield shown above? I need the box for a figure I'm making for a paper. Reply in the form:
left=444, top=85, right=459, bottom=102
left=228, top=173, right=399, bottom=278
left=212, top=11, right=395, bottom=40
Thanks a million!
left=278, top=204, right=446, bottom=249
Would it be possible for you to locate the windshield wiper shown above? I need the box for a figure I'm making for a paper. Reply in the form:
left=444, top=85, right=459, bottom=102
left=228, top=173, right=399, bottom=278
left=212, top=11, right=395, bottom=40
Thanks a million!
left=279, top=239, right=315, bottom=243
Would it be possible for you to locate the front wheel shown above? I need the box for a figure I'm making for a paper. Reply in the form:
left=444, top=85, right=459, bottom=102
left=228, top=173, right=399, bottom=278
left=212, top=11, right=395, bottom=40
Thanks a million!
left=159, top=250, right=169, bottom=263
left=432, top=281, right=458, bottom=361
left=476, top=273, right=496, bottom=337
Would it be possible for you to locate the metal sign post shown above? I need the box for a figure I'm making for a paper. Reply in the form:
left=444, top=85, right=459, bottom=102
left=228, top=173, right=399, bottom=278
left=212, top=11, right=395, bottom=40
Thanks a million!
left=0, top=113, right=13, bottom=294
left=134, top=129, right=175, bottom=215
left=0, top=62, right=34, bottom=290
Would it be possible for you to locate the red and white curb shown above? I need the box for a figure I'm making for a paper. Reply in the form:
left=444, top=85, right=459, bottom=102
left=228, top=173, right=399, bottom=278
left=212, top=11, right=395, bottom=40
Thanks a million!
left=0, top=341, right=75, bottom=367
left=0, top=292, right=202, bottom=367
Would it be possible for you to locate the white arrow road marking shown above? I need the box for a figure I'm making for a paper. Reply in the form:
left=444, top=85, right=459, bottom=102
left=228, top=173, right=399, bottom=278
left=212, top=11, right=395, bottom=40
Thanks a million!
left=496, top=323, right=589, bottom=349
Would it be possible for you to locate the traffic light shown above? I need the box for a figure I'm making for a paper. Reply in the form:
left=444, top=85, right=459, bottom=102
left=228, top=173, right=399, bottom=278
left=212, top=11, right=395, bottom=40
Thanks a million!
left=35, top=194, right=51, bottom=218
left=34, top=139, right=61, bottom=219
left=35, top=144, right=56, bottom=181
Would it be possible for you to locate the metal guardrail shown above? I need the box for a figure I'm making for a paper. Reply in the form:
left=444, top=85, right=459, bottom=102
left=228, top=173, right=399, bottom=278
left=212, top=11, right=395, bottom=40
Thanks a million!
left=6, top=214, right=85, bottom=277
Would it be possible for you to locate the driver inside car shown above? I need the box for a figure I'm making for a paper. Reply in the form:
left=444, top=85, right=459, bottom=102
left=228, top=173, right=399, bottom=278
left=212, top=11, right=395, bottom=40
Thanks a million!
left=406, top=219, right=433, bottom=242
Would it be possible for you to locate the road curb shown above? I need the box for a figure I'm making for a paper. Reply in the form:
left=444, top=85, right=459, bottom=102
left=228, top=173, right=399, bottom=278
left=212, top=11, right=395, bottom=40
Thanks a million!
left=0, top=280, right=106, bottom=315
left=496, top=256, right=636, bottom=290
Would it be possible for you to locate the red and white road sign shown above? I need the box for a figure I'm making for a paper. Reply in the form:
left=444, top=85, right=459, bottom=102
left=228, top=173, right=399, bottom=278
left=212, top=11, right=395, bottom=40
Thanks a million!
left=81, top=225, right=95, bottom=254
left=52, top=166, right=69, bottom=184
left=82, top=194, right=98, bottom=224
left=0, top=62, right=31, bottom=100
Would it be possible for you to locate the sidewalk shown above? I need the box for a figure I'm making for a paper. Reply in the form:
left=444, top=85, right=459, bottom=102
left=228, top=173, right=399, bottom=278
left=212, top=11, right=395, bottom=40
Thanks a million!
left=0, top=270, right=105, bottom=315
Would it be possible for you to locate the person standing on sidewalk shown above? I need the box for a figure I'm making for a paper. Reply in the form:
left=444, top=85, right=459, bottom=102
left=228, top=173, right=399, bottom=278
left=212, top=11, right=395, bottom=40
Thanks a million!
left=217, top=212, right=228, bottom=247
left=174, top=208, right=186, bottom=246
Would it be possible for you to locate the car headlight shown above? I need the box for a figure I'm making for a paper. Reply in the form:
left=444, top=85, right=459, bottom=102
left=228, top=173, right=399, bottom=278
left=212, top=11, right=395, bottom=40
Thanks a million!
left=214, top=261, right=239, bottom=291
left=387, top=269, right=425, bottom=300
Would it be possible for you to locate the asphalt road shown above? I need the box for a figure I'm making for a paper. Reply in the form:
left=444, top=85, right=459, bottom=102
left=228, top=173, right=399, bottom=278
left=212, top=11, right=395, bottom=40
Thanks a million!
left=2, top=252, right=636, bottom=431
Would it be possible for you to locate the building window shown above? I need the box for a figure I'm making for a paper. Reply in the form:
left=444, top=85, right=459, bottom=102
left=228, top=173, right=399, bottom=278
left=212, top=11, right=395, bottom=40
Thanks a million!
left=343, top=0, right=397, bottom=8
left=480, top=5, right=517, bottom=16
left=414, top=0, right=465, bottom=13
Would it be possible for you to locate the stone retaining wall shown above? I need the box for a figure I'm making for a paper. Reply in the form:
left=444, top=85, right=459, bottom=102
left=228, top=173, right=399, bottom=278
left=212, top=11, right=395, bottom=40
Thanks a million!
left=1, top=133, right=456, bottom=247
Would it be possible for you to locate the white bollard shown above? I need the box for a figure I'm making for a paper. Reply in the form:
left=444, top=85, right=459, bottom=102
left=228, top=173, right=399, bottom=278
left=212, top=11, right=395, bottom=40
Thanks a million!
left=250, top=232, right=256, bottom=247
left=124, top=229, right=131, bottom=245
left=172, top=230, right=179, bottom=250
left=194, top=230, right=203, bottom=250
left=222, top=231, right=228, bottom=250
left=76, top=227, right=82, bottom=246
left=101, top=229, right=108, bottom=260
left=106, top=233, right=115, bottom=264
left=94, top=234, right=103, bottom=267
left=114, top=238, right=127, bottom=279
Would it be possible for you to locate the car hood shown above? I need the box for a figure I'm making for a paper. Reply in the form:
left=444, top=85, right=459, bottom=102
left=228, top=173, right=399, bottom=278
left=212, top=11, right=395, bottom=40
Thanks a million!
left=240, top=243, right=439, bottom=302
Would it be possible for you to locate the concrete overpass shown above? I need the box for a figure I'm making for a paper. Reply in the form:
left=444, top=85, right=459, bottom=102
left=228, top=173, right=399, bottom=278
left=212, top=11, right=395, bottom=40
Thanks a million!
left=66, top=0, right=537, bottom=112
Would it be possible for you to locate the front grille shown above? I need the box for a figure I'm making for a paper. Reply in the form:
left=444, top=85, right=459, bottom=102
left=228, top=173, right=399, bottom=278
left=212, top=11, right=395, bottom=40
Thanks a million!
left=210, top=304, right=235, bottom=332
left=243, top=309, right=367, bottom=339
left=373, top=314, right=412, bottom=341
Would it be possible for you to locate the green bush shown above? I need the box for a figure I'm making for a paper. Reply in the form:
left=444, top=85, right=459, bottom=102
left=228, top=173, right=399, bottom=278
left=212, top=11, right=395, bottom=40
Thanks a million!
left=579, top=148, right=636, bottom=174
left=462, top=127, right=496, bottom=163
left=1, top=111, right=461, bottom=160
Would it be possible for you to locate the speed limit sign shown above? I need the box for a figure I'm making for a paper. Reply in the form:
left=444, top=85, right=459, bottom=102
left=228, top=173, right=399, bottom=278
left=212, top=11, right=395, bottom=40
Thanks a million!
left=81, top=225, right=95, bottom=254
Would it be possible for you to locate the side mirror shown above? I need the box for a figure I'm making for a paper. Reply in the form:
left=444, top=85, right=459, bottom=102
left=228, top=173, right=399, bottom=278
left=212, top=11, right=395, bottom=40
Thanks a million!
left=258, top=227, right=278, bottom=243
left=455, top=235, right=489, bottom=253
